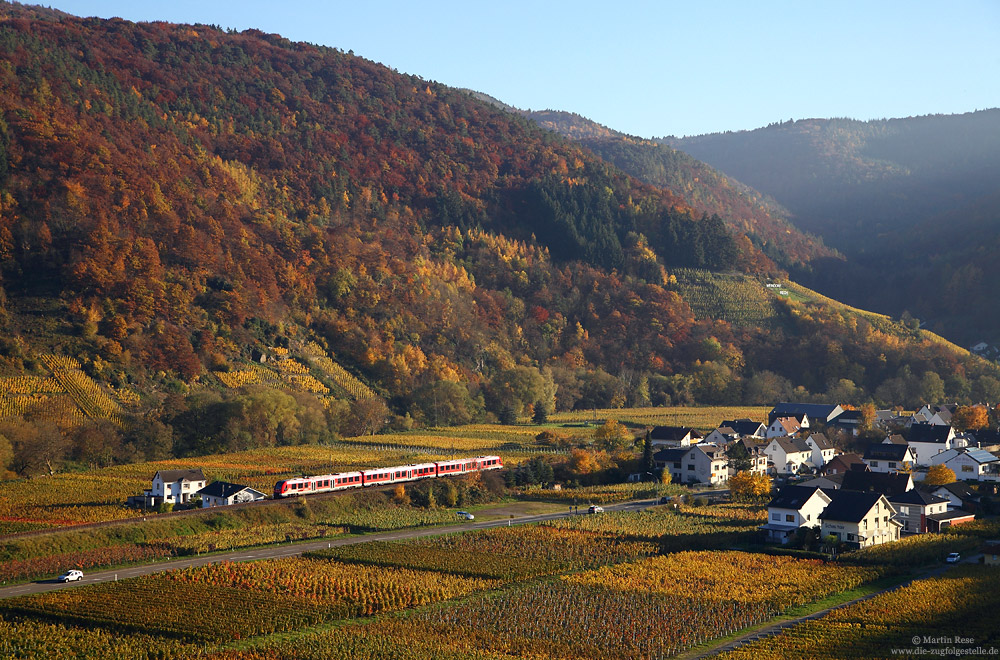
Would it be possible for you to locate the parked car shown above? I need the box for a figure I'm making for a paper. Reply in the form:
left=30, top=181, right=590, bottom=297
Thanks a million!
left=658, top=496, right=673, bottom=505
left=456, top=511, right=474, bottom=520
left=946, top=552, right=961, bottom=564
left=587, top=505, right=604, bottom=514
left=58, top=570, right=83, bottom=582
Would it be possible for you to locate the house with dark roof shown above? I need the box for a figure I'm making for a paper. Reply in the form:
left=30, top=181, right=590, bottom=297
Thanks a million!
left=819, top=490, right=901, bottom=548
left=970, top=428, right=1000, bottom=452
left=761, top=485, right=833, bottom=544
left=703, top=426, right=738, bottom=446
left=653, top=447, right=691, bottom=484
left=921, top=482, right=981, bottom=513
left=799, top=473, right=845, bottom=490
left=728, top=437, right=769, bottom=475
left=822, top=453, right=866, bottom=475
left=939, top=448, right=1000, bottom=482
left=925, top=509, right=977, bottom=533
left=653, top=444, right=727, bottom=485
left=888, top=490, right=950, bottom=534
left=721, top=419, right=767, bottom=438
left=906, top=423, right=962, bottom=466
left=805, top=433, right=837, bottom=467
left=841, top=470, right=913, bottom=497
left=828, top=409, right=863, bottom=435
left=863, top=443, right=916, bottom=474
left=144, top=469, right=206, bottom=506
left=649, top=426, right=702, bottom=449
left=769, top=403, right=844, bottom=425
left=764, top=436, right=813, bottom=474
left=197, top=481, right=267, bottom=508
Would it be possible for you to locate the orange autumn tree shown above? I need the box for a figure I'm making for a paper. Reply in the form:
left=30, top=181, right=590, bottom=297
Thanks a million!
left=924, top=464, right=957, bottom=486
left=952, top=405, right=989, bottom=431
left=729, top=471, right=772, bottom=502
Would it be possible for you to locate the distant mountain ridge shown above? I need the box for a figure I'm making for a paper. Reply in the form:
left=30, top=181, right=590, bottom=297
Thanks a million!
left=665, top=110, right=1000, bottom=344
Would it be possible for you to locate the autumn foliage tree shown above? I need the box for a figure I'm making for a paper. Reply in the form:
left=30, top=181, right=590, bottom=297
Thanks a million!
left=729, top=471, right=772, bottom=502
left=924, top=464, right=957, bottom=486
left=952, top=405, right=989, bottom=431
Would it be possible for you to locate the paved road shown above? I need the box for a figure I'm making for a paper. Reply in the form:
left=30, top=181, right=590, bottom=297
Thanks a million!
left=0, top=498, right=655, bottom=600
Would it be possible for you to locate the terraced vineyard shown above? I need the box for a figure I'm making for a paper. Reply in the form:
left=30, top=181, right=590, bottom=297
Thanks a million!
left=674, top=269, right=781, bottom=328
left=0, top=356, right=130, bottom=427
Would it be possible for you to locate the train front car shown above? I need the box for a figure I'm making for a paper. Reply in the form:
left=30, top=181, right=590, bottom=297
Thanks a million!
left=273, top=479, right=291, bottom=498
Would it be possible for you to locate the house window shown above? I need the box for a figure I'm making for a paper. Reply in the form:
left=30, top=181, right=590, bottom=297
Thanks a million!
left=871, top=461, right=878, bottom=467
left=962, top=465, right=973, bottom=473
left=687, top=465, right=695, bottom=470
left=847, top=533, right=855, bottom=541
left=772, top=513, right=780, bottom=521
left=889, top=462, right=897, bottom=469
left=785, top=514, right=794, bottom=522
left=673, top=462, right=681, bottom=469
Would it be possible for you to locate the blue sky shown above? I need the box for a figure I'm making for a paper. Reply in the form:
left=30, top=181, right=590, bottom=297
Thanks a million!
left=49, top=1, right=1000, bottom=137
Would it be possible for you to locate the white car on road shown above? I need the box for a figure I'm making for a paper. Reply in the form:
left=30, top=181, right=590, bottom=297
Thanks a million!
left=58, top=570, right=84, bottom=582
left=456, top=511, right=475, bottom=520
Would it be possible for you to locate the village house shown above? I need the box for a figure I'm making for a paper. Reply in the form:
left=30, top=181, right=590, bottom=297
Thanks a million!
left=925, top=509, right=977, bottom=533
left=799, top=473, right=845, bottom=490
left=761, top=485, right=833, bottom=544
left=764, top=436, right=813, bottom=474
left=888, top=490, right=950, bottom=534
left=822, top=453, right=866, bottom=475
left=769, top=402, right=844, bottom=426
left=939, top=448, right=1000, bottom=482
left=654, top=443, right=728, bottom=485
left=970, top=428, right=1000, bottom=452
left=649, top=426, right=703, bottom=449
left=729, top=437, right=769, bottom=475
left=840, top=469, right=913, bottom=496
left=805, top=433, right=837, bottom=468
left=906, top=423, right=962, bottom=466
left=703, top=426, right=739, bottom=446
left=653, top=447, right=691, bottom=485
left=766, top=417, right=802, bottom=439
left=863, top=443, right=916, bottom=473
left=720, top=419, right=767, bottom=438
left=143, top=469, right=206, bottom=506
left=921, top=481, right=980, bottom=512
left=827, top=409, right=862, bottom=435
left=819, top=490, right=901, bottom=549
left=910, top=404, right=956, bottom=427
left=197, top=482, right=267, bottom=508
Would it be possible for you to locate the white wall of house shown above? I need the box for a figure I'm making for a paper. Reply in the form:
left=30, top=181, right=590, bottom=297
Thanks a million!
left=821, top=498, right=900, bottom=548
left=943, top=453, right=999, bottom=481
left=806, top=436, right=837, bottom=467
left=767, top=494, right=829, bottom=530
left=764, top=440, right=811, bottom=474
left=909, top=440, right=955, bottom=467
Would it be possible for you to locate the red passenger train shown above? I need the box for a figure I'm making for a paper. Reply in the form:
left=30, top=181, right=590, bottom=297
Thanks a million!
left=273, top=455, right=503, bottom=498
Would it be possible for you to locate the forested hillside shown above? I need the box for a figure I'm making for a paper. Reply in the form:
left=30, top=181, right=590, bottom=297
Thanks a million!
left=516, top=108, right=837, bottom=270
left=0, top=4, right=996, bottom=474
left=666, top=111, right=1000, bottom=343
